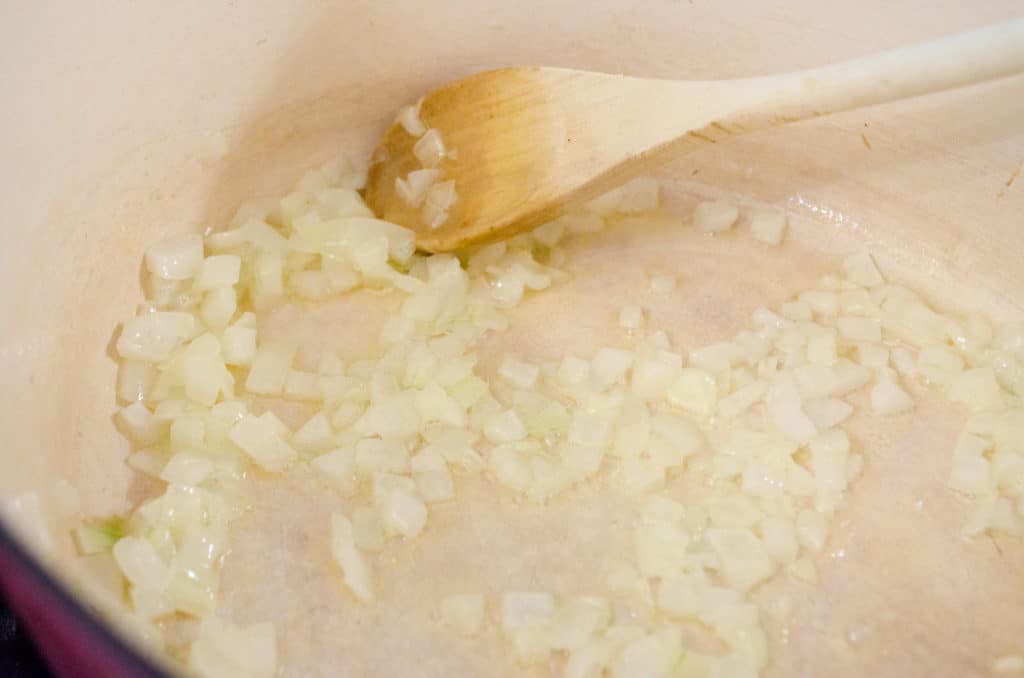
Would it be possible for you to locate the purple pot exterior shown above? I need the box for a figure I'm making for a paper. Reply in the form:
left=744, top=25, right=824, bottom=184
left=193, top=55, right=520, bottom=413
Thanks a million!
left=0, top=526, right=166, bottom=678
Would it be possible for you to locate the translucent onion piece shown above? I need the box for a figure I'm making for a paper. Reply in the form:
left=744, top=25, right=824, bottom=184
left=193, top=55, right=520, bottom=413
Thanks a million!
left=440, top=594, right=486, bottom=636
left=330, top=513, right=374, bottom=603
left=694, top=201, right=739, bottom=233
left=146, top=233, right=204, bottom=281
left=189, top=617, right=277, bottom=678
left=749, top=209, right=787, bottom=245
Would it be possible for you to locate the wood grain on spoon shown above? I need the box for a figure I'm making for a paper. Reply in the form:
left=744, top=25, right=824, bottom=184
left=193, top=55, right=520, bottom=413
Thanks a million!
left=364, top=19, right=1024, bottom=253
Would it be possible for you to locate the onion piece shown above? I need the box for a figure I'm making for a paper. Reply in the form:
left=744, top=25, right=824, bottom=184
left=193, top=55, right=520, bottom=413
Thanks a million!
left=193, top=255, right=241, bottom=291
left=837, top=316, right=882, bottom=343
left=413, top=129, right=446, bottom=168
left=749, top=209, right=787, bottom=245
left=614, top=178, right=661, bottom=213
left=610, top=627, right=683, bottom=678
left=630, top=352, right=683, bottom=401
left=948, top=367, right=1004, bottom=412
left=396, top=99, right=426, bottom=137
left=293, top=412, right=335, bottom=453
left=74, top=516, right=126, bottom=556
left=842, top=252, right=884, bottom=287
left=245, top=344, right=296, bottom=396
left=113, top=536, right=169, bottom=593
left=591, top=348, right=635, bottom=392
left=330, top=513, right=374, bottom=603
left=146, top=233, right=204, bottom=281
left=667, top=368, right=718, bottom=416
left=806, top=332, right=838, bottom=367
left=351, top=507, right=386, bottom=552
left=312, top=447, right=359, bottom=496
left=767, top=380, right=817, bottom=444
left=992, top=656, right=1024, bottom=675
left=376, top=482, right=428, bottom=537
left=618, top=304, right=645, bottom=331
left=117, top=312, right=197, bottom=362
left=547, top=596, right=611, bottom=651
left=499, top=356, right=540, bottom=389
left=354, top=438, right=409, bottom=476
left=228, top=415, right=296, bottom=472
left=648, top=275, right=676, bottom=294
left=189, top=617, right=277, bottom=678
left=869, top=379, right=914, bottom=415
left=395, top=168, right=441, bottom=208
left=694, top=201, right=739, bottom=233
left=501, top=592, right=555, bottom=632
left=484, top=409, right=528, bottom=443
left=440, top=594, right=486, bottom=636
left=160, top=453, right=214, bottom=487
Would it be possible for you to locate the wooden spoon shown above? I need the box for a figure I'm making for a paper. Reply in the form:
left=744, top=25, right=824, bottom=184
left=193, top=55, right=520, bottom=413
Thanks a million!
left=364, top=19, right=1024, bottom=252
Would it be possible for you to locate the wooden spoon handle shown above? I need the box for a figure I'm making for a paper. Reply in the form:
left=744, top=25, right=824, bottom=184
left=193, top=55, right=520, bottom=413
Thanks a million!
left=731, top=18, right=1024, bottom=126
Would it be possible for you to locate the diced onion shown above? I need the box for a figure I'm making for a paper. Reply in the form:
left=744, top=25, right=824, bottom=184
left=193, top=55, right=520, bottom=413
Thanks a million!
left=558, top=356, right=591, bottom=388
left=648, top=275, right=676, bottom=294
left=795, top=509, right=827, bottom=552
left=189, top=617, right=277, bottom=678
left=803, top=398, right=853, bottom=431
left=351, top=507, right=386, bottom=552
left=293, top=412, right=335, bottom=452
left=614, top=178, right=661, bottom=213
left=396, top=99, right=426, bottom=137
left=193, top=255, right=241, bottom=291
left=355, top=438, right=410, bottom=475
left=799, top=290, right=839, bottom=317
left=501, top=592, right=555, bottom=632
left=767, top=380, right=817, bottom=444
left=395, top=168, right=441, bottom=208
left=705, top=528, right=776, bottom=591
left=413, top=129, right=446, bottom=168
left=245, top=344, right=296, bottom=396
left=591, top=348, right=635, bottom=392
left=117, top=312, right=196, bottom=362
left=842, top=252, right=884, bottom=287
left=837, top=316, right=882, bottom=343
left=948, top=367, right=1004, bottom=412
left=440, top=594, right=486, bottom=636
left=159, top=453, right=214, bottom=487
left=200, top=286, right=237, bottom=330
left=357, top=392, right=421, bottom=438
left=116, top=402, right=163, bottom=446
left=74, top=516, right=125, bottom=556
left=422, top=180, right=457, bottom=230
left=499, top=356, right=540, bottom=389
left=376, top=482, right=428, bottom=537
left=113, top=536, right=169, bottom=592
left=667, top=368, right=718, bottom=416
left=415, top=466, right=455, bottom=503
left=484, top=409, right=527, bottom=443
left=992, top=656, right=1024, bottom=675
left=749, top=209, right=787, bottom=245
left=312, top=447, right=359, bottom=496
left=330, top=513, right=374, bottom=602
left=146, top=233, right=204, bottom=281
left=630, top=352, right=682, bottom=401
left=610, top=627, right=683, bottom=678
left=694, top=201, right=739, bottom=233
left=102, top=151, right=1024, bottom=674
left=948, top=453, right=991, bottom=496
left=806, top=332, right=838, bottom=367
left=856, top=343, right=889, bottom=369
left=228, top=415, right=296, bottom=472
left=618, top=304, right=645, bottom=331
left=869, top=379, right=914, bottom=415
